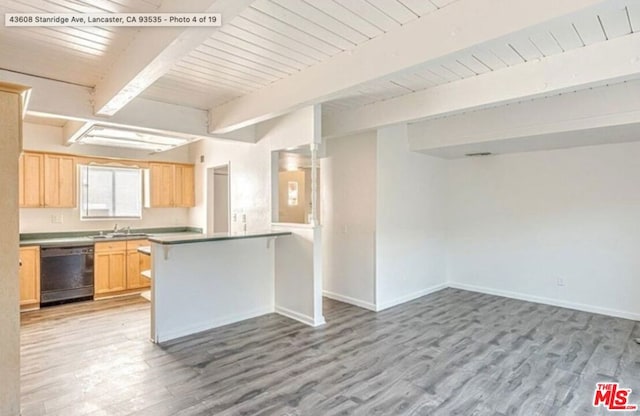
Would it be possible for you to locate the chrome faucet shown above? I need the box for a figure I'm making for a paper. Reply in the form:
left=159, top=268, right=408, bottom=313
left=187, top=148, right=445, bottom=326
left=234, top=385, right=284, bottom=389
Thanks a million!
left=111, top=224, right=130, bottom=234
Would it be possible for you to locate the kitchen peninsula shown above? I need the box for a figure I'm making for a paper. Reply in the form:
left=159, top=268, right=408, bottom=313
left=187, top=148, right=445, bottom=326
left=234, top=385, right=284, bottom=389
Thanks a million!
left=148, top=230, right=292, bottom=343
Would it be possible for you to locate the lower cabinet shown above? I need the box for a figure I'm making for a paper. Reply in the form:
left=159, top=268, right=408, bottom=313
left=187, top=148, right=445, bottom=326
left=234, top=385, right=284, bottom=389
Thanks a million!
left=19, top=246, right=40, bottom=310
left=95, top=239, right=150, bottom=297
left=95, top=241, right=127, bottom=295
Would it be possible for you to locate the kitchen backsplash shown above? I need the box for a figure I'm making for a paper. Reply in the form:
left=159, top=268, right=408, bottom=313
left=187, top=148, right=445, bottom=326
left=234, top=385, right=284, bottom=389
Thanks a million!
left=19, top=207, right=191, bottom=233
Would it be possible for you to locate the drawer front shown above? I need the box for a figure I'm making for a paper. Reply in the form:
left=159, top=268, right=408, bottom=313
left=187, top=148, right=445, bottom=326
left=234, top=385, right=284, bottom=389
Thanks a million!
left=95, top=241, right=127, bottom=252
left=126, top=239, right=149, bottom=250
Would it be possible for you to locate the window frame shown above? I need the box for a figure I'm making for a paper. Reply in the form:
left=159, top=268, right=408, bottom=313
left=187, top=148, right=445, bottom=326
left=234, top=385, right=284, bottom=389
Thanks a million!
left=79, top=164, right=143, bottom=220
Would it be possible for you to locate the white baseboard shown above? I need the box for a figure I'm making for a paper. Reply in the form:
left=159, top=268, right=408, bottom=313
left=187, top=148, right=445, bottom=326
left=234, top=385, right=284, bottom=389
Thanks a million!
left=275, top=305, right=325, bottom=327
left=322, top=290, right=377, bottom=311
left=156, top=306, right=274, bottom=343
left=376, top=283, right=448, bottom=311
left=448, top=282, right=640, bottom=322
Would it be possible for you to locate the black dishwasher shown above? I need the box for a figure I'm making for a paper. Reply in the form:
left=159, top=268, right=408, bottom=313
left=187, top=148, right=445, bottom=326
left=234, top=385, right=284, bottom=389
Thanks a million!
left=40, top=245, right=94, bottom=306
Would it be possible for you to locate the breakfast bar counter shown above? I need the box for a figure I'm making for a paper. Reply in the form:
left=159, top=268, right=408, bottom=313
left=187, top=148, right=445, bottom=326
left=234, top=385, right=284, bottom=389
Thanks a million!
left=148, top=230, right=292, bottom=343
left=148, top=230, right=292, bottom=245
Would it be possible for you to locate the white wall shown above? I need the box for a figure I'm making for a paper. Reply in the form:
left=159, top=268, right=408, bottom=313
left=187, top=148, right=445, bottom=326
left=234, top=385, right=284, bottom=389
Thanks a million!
left=20, top=123, right=191, bottom=233
left=188, top=137, right=271, bottom=233
left=20, top=207, right=190, bottom=233
left=151, top=238, right=275, bottom=343
left=188, top=106, right=324, bottom=326
left=188, top=106, right=319, bottom=232
left=446, top=141, right=640, bottom=320
left=273, top=225, right=323, bottom=325
left=321, top=131, right=377, bottom=310
left=376, top=124, right=448, bottom=310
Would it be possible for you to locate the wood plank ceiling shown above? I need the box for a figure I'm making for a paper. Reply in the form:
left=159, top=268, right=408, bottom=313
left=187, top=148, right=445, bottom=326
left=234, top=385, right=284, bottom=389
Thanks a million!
left=0, top=0, right=162, bottom=86
left=141, top=0, right=459, bottom=109
left=322, top=1, right=639, bottom=115
left=140, top=0, right=639, bottom=114
left=1, top=0, right=637, bottom=124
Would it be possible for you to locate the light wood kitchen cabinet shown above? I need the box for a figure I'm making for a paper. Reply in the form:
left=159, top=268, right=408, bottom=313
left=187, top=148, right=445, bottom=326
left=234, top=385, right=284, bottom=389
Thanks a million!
left=44, top=154, right=76, bottom=207
left=149, top=162, right=195, bottom=208
left=149, top=163, right=175, bottom=207
left=94, top=241, right=127, bottom=295
left=18, top=152, right=44, bottom=207
left=126, top=239, right=151, bottom=290
left=175, top=164, right=195, bottom=207
left=95, top=240, right=150, bottom=297
left=19, top=151, right=76, bottom=208
left=19, top=246, right=40, bottom=310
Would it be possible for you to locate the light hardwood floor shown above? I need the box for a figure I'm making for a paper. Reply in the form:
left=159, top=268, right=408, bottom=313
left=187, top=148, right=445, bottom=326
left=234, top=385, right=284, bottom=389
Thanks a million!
left=20, top=289, right=640, bottom=415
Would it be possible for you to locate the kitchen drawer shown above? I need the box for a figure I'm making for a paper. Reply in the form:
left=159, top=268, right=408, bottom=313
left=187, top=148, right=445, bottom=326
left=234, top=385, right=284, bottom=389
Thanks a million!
left=95, top=241, right=127, bottom=252
left=126, top=239, right=149, bottom=250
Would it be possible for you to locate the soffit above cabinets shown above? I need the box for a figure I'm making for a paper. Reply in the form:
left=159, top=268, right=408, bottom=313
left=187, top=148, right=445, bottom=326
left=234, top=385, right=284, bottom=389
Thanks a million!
left=23, top=114, right=67, bottom=127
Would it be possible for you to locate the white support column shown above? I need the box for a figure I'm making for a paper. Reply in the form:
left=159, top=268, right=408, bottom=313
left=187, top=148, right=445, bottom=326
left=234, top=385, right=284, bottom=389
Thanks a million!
left=311, top=104, right=324, bottom=326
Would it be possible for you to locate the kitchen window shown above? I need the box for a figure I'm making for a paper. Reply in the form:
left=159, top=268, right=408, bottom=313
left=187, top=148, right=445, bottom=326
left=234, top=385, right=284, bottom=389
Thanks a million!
left=80, top=165, right=143, bottom=219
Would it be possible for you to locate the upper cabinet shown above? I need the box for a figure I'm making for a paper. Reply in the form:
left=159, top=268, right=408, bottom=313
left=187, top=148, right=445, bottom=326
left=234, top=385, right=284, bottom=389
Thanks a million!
left=19, top=152, right=76, bottom=208
left=149, top=162, right=175, bottom=207
left=19, top=152, right=44, bottom=207
left=19, top=151, right=194, bottom=209
left=149, top=162, right=195, bottom=208
left=44, top=154, right=76, bottom=208
left=174, top=164, right=195, bottom=207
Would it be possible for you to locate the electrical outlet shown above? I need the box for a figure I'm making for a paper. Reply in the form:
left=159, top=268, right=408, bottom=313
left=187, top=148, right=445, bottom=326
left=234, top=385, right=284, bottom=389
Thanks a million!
left=557, top=277, right=565, bottom=287
left=51, top=214, right=63, bottom=224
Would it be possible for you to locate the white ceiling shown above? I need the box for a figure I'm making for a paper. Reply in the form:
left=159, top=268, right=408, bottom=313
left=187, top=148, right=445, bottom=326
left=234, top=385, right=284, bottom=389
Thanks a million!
left=0, top=0, right=161, bottom=86
left=2, top=0, right=639, bottom=155
left=141, top=0, right=459, bottom=110
left=323, top=1, right=639, bottom=114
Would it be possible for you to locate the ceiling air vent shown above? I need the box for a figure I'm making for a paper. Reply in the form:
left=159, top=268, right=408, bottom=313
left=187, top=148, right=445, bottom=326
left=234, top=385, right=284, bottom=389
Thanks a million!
left=465, top=152, right=493, bottom=157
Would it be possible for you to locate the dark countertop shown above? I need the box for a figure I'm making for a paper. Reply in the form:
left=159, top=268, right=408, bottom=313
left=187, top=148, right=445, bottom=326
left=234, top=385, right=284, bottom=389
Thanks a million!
left=20, top=236, right=95, bottom=247
left=148, top=230, right=292, bottom=245
left=19, top=227, right=203, bottom=247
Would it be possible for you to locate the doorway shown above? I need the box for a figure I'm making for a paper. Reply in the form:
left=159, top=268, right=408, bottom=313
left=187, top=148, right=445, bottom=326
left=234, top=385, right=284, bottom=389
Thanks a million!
left=207, top=164, right=230, bottom=234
